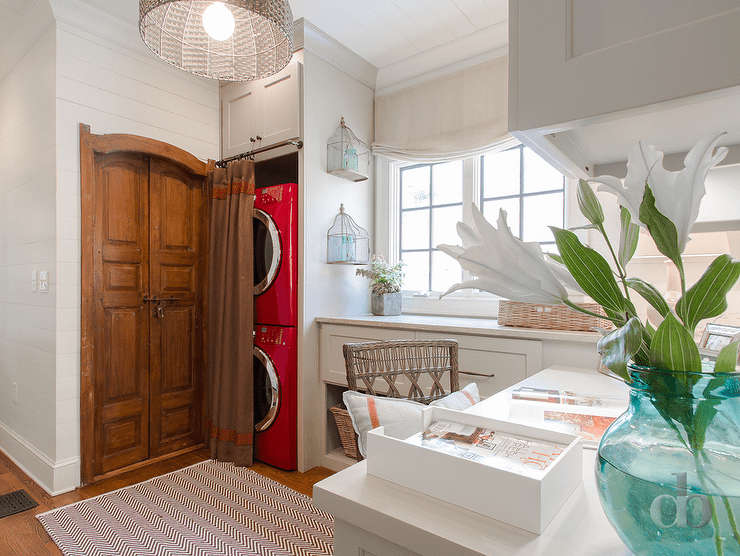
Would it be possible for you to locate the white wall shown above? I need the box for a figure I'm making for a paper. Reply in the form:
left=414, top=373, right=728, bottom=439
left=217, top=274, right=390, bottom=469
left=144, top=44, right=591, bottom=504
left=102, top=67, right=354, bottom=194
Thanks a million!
left=0, top=11, right=59, bottom=491
left=0, top=0, right=220, bottom=494
left=299, top=44, right=375, bottom=471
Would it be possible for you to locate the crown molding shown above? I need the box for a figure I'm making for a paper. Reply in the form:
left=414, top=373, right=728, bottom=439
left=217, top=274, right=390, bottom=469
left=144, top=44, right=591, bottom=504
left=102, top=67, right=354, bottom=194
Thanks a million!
left=375, top=21, right=508, bottom=97
left=294, top=18, right=378, bottom=91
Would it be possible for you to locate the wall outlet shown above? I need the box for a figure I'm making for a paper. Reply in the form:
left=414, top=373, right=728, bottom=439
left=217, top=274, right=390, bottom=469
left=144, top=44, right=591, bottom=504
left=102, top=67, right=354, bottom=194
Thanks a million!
left=12, top=382, right=17, bottom=404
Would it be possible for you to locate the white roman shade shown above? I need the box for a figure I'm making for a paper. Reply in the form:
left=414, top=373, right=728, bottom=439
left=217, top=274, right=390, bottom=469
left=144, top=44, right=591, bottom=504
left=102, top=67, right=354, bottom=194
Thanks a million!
left=373, top=56, right=515, bottom=162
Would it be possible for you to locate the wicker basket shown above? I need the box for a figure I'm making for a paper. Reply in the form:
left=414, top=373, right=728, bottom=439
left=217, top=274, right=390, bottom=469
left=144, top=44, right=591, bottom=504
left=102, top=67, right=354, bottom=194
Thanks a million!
left=497, top=300, right=612, bottom=331
left=330, top=403, right=359, bottom=460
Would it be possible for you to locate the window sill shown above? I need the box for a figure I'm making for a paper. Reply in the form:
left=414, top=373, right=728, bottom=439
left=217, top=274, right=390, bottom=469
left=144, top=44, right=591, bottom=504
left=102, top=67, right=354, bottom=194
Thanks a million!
left=401, top=294, right=501, bottom=319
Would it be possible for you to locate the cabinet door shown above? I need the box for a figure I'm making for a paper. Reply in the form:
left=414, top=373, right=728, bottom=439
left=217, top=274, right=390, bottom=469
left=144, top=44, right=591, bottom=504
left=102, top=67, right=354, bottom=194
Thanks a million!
left=222, top=81, right=260, bottom=159
left=259, top=60, right=302, bottom=146
left=416, top=332, right=542, bottom=399
left=319, top=324, right=413, bottom=386
left=221, top=60, right=301, bottom=159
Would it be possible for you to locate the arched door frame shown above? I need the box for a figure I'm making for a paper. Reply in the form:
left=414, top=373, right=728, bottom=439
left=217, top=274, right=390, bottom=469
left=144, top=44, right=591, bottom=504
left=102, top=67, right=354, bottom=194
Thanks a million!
left=79, top=123, right=213, bottom=484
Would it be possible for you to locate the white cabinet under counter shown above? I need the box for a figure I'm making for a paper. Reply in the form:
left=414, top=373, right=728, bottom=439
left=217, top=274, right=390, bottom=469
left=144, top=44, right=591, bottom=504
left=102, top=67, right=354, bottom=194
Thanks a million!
left=316, top=315, right=601, bottom=471
left=415, top=331, right=541, bottom=398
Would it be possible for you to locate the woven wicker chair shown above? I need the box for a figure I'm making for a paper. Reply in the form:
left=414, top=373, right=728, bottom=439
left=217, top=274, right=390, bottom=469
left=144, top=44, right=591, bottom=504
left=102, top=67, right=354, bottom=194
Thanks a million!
left=331, top=339, right=459, bottom=460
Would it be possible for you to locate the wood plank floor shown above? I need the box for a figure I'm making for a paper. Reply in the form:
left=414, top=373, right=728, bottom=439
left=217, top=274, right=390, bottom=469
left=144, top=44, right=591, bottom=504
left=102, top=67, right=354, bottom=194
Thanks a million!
left=0, top=448, right=334, bottom=556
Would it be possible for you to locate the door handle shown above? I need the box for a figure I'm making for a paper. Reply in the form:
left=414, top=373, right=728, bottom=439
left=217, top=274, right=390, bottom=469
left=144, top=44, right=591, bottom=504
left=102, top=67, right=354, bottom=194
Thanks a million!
left=145, top=295, right=179, bottom=318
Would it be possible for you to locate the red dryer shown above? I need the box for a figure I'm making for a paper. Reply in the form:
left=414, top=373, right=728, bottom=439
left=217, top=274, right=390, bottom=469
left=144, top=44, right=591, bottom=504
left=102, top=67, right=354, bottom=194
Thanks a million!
left=253, top=182, right=298, bottom=327
left=252, top=182, right=298, bottom=470
left=253, top=324, right=297, bottom=470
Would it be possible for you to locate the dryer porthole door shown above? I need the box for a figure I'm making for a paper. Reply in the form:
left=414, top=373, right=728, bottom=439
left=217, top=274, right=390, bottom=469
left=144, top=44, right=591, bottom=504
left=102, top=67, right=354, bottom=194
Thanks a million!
left=253, top=208, right=282, bottom=296
left=254, top=345, right=281, bottom=432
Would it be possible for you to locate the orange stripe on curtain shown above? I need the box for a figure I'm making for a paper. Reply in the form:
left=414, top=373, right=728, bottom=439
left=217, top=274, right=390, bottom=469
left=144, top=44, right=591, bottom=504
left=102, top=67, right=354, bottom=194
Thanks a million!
left=211, top=179, right=256, bottom=199
left=208, top=420, right=253, bottom=446
left=206, top=159, right=256, bottom=467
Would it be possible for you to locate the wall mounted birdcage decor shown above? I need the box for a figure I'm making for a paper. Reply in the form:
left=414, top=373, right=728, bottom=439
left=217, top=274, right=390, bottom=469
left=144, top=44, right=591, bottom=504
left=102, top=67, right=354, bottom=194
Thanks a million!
left=327, top=117, right=370, bottom=182
left=327, top=204, right=370, bottom=264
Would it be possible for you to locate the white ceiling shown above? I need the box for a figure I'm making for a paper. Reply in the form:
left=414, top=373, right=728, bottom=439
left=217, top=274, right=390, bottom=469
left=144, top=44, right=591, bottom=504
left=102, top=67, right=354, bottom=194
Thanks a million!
left=290, top=0, right=507, bottom=70
left=0, top=0, right=508, bottom=73
left=0, top=0, right=29, bottom=40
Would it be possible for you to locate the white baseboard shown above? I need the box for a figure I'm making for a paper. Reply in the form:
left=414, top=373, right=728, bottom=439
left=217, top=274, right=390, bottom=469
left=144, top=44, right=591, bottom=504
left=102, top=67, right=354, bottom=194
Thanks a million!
left=0, top=421, right=80, bottom=496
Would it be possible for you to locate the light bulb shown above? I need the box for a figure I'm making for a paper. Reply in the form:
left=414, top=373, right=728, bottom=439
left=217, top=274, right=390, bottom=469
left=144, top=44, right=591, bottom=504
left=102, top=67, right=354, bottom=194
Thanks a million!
left=203, top=2, right=235, bottom=41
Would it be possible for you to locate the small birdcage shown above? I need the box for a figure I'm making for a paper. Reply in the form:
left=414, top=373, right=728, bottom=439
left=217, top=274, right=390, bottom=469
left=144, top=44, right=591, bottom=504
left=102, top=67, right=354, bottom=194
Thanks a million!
left=327, top=117, right=370, bottom=182
left=327, top=204, right=370, bottom=264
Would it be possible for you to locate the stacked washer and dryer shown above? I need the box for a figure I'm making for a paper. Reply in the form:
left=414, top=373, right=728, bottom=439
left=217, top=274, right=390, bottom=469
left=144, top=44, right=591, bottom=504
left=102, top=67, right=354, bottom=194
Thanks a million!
left=252, top=181, right=298, bottom=470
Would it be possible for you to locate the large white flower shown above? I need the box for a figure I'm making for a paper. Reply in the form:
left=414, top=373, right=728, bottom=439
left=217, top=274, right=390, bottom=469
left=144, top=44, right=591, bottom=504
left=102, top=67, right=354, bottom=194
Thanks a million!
left=591, top=132, right=727, bottom=253
left=437, top=205, right=569, bottom=304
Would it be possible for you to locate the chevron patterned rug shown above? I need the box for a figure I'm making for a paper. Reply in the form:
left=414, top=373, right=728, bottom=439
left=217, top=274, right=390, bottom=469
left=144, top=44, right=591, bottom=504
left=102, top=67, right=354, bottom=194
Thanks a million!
left=37, top=460, right=334, bottom=555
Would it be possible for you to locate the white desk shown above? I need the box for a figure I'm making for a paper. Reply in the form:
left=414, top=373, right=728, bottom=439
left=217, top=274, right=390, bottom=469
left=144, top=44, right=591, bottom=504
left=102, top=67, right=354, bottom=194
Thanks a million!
left=313, top=365, right=634, bottom=556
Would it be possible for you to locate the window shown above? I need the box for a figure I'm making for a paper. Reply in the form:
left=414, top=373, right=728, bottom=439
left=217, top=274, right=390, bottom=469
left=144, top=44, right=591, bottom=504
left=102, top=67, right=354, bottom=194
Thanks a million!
left=397, top=145, right=565, bottom=295
left=399, top=160, right=464, bottom=292
left=481, top=145, right=564, bottom=249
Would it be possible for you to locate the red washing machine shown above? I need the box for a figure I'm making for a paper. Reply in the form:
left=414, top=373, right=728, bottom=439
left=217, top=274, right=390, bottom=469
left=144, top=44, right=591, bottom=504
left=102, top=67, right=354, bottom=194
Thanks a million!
left=253, top=182, right=298, bottom=327
left=253, top=324, right=297, bottom=470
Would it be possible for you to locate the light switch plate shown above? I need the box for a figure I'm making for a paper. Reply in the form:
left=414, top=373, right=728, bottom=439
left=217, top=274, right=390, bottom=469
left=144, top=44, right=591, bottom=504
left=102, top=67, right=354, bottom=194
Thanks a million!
left=39, top=271, right=48, bottom=293
left=31, top=271, right=37, bottom=292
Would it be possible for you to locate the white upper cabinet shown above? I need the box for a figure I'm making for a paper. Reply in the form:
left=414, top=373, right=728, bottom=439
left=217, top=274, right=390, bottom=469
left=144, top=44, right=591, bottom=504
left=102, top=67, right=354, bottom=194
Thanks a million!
left=508, top=0, right=740, bottom=178
left=221, top=59, right=302, bottom=158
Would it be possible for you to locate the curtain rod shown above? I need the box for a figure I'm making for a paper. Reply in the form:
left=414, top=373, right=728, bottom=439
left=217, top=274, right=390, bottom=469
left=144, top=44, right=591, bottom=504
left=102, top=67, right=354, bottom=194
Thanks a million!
left=216, top=139, right=303, bottom=168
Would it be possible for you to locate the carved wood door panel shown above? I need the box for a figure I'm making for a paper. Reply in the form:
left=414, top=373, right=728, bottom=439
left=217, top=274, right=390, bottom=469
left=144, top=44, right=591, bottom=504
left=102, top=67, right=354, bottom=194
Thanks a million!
left=91, top=151, right=205, bottom=478
left=148, top=157, right=204, bottom=460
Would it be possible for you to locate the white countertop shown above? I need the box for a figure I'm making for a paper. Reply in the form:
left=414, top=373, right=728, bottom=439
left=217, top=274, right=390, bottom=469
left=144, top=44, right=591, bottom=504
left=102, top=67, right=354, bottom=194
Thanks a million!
left=316, top=314, right=602, bottom=344
left=313, top=365, right=633, bottom=556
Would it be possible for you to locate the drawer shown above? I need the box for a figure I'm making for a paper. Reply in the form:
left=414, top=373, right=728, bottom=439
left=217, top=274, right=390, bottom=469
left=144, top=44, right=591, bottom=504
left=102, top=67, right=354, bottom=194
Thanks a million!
left=415, top=332, right=542, bottom=398
left=319, top=324, right=413, bottom=386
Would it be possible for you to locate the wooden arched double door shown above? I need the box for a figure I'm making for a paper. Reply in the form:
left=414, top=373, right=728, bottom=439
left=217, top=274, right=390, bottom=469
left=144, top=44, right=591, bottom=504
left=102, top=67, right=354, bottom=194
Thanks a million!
left=80, top=124, right=210, bottom=484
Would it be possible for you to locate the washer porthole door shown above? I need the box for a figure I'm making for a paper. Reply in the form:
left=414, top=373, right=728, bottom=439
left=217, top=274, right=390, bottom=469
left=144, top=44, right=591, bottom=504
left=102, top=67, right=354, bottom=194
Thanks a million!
left=253, top=208, right=281, bottom=296
left=254, top=346, right=280, bottom=432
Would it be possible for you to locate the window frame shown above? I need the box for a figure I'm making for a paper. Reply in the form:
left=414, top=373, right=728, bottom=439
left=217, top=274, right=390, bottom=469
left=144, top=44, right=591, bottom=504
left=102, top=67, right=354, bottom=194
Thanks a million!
left=375, top=146, right=577, bottom=318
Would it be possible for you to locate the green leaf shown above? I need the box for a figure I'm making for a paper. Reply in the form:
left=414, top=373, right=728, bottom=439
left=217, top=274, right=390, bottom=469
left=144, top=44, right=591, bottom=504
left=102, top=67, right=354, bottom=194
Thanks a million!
left=550, top=227, right=626, bottom=315
left=626, top=277, right=671, bottom=317
left=649, top=313, right=701, bottom=373
left=675, top=254, right=740, bottom=333
left=638, top=184, right=684, bottom=273
left=715, top=341, right=740, bottom=374
left=633, top=325, right=653, bottom=367
left=577, top=179, right=604, bottom=226
left=596, top=317, right=643, bottom=382
left=546, top=253, right=564, bottom=265
left=691, top=400, right=719, bottom=452
left=618, top=207, right=640, bottom=268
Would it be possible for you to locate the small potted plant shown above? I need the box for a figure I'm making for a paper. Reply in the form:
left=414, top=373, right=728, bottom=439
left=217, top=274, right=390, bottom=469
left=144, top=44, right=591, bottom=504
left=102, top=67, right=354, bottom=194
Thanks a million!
left=356, top=254, right=405, bottom=316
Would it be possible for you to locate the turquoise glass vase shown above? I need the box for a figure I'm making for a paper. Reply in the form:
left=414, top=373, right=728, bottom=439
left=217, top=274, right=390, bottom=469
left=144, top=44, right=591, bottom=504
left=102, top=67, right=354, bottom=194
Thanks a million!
left=596, top=365, right=740, bottom=556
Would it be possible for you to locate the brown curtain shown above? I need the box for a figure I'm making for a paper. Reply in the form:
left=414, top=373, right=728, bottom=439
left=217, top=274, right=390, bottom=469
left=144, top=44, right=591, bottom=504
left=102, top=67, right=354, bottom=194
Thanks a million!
left=206, top=159, right=255, bottom=466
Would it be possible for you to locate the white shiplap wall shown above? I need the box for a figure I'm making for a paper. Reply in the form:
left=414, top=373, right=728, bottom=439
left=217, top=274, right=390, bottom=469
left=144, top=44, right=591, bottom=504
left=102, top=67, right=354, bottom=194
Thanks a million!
left=0, top=17, right=59, bottom=491
left=0, top=0, right=220, bottom=494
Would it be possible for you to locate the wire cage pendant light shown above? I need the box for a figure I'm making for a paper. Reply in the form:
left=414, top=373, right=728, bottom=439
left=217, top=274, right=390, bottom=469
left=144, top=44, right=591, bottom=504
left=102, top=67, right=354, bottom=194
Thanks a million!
left=139, top=0, right=294, bottom=81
